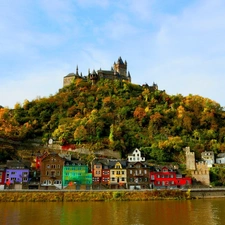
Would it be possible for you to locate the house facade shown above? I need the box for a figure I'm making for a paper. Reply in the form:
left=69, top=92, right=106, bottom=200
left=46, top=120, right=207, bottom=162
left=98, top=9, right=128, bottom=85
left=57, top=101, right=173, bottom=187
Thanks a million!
left=127, top=162, right=149, bottom=189
left=63, top=160, right=92, bottom=190
left=5, top=169, right=29, bottom=189
left=201, top=151, right=215, bottom=167
left=40, top=153, right=65, bottom=190
left=150, top=166, right=192, bottom=189
left=0, top=168, right=6, bottom=189
left=92, top=159, right=110, bottom=189
left=109, top=160, right=127, bottom=189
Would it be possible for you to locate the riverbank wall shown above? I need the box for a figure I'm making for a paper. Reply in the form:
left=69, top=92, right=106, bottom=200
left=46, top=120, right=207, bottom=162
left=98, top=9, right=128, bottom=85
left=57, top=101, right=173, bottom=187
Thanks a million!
left=0, top=190, right=188, bottom=202
left=1, top=189, right=225, bottom=202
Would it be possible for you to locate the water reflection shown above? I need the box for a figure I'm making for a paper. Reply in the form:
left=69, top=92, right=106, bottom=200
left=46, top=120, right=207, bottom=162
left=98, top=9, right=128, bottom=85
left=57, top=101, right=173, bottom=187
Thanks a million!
left=0, top=200, right=224, bottom=225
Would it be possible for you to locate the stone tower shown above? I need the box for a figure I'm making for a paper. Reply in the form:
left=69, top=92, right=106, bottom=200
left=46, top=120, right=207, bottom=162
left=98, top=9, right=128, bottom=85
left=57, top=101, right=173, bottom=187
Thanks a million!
left=184, top=147, right=196, bottom=170
left=113, top=57, right=127, bottom=77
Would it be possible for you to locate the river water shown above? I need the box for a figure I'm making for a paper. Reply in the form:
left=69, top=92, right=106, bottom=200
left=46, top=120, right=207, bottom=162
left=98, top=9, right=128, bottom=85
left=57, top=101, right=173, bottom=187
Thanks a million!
left=0, top=199, right=224, bottom=225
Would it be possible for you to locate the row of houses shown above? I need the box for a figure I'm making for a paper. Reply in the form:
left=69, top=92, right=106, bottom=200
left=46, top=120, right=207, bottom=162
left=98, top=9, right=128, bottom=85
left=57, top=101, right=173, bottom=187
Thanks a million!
left=0, top=148, right=192, bottom=190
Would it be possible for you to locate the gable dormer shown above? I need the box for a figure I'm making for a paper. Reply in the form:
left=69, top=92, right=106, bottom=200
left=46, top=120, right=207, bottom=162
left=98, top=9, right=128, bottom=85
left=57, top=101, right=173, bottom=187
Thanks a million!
left=114, top=162, right=122, bottom=169
left=162, top=167, right=169, bottom=172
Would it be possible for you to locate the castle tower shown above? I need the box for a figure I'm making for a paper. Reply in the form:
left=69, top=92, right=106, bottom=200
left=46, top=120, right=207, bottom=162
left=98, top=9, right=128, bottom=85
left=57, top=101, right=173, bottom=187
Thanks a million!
left=113, top=57, right=127, bottom=77
left=184, top=147, right=196, bottom=170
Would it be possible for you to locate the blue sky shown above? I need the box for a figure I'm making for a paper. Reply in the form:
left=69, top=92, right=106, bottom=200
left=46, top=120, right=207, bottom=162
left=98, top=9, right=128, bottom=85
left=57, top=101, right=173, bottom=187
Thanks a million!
left=1, top=0, right=225, bottom=108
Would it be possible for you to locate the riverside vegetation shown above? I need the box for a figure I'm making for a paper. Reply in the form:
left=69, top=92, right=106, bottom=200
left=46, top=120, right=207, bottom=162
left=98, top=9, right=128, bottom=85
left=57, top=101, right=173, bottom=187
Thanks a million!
left=0, top=190, right=189, bottom=202
left=1, top=78, right=225, bottom=184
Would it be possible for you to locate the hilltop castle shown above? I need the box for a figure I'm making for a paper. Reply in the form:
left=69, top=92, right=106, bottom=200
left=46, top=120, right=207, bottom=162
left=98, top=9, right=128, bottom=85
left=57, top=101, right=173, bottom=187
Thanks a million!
left=63, top=57, right=131, bottom=87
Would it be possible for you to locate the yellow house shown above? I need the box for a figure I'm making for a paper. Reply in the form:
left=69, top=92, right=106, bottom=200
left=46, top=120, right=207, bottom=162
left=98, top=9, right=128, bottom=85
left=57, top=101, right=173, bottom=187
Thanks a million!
left=109, top=160, right=127, bottom=189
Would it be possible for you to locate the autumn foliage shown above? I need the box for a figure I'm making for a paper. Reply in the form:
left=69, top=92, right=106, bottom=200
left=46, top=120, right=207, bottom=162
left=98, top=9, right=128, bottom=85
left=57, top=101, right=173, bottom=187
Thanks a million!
left=1, top=78, right=225, bottom=163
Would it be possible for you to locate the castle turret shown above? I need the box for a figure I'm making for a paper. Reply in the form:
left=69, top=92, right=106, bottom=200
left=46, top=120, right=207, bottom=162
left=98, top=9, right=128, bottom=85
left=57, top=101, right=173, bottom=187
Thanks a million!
left=76, top=65, right=79, bottom=76
left=90, top=70, right=99, bottom=85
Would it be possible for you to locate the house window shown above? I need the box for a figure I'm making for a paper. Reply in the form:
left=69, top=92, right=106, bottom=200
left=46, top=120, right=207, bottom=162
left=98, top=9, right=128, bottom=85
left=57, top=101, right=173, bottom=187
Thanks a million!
left=46, top=171, right=49, bottom=176
left=157, top=181, right=160, bottom=185
left=121, top=177, right=125, bottom=181
left=11, top=172, right=16, bottom=175
left=151, top=175, right=155, bottom=180
left=130, top=178, right=133, bottom=182
left=157, top=175, right=160, bottom=178
left=54, top=180, right=61, bottom=185
left=57, top=165, right=60, bottom=169
left=57, top=171, right=60, bottom=176
left=112, top=171, right=115, bottom=175
left=122, top=171, right=125, bottom=175
left=144, top=170, right=147, bottom=174
left=112, top=178, right=115, bottom=181
left=117, top=171, right=120, bottom=175
left=43, top=180, right=52, bottom=185
left=51, top=171, right=56, bottom=177
left=130, top=170, right=132, bottom=174
left=23, top=177, right=28, bottom=182
left=145, top=178, right=148, bottom=182
left=0, top=172, right=2, bottom=176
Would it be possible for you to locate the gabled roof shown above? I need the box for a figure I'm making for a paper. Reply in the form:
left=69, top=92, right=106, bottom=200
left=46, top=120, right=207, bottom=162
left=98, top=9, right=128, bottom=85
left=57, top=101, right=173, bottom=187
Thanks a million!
left=217, top=153, right=225, bottom=158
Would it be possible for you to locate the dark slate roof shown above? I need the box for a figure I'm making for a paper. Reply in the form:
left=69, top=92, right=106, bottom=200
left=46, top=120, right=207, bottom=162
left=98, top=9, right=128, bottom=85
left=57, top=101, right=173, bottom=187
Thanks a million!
left=65, top=160, right=86, bottom=166
left=6, top=160, right=30, bottom=169
left=127, top=161, right=149, bottom=168
left=108, top=159, right=127, bottom=169
left=117, top=57, right=124, bottom=64
left=217, top=153, right=225, bottom=158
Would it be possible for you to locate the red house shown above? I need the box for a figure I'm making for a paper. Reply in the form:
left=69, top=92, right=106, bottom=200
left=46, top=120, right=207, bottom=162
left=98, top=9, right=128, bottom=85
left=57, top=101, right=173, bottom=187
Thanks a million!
left=150, top=166, right=192, bottom=189
left=92, top=159, right=110, bottom=189
left=0, top=167, right=6, bottom=187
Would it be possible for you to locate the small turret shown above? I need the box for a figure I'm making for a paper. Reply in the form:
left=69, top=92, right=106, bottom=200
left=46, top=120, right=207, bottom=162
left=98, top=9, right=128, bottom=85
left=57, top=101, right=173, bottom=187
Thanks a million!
left=76, top=65, right=79, bottom=76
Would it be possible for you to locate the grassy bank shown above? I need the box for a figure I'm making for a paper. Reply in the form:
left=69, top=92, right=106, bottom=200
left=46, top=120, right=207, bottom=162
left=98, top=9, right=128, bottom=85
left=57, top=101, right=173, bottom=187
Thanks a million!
left=0, top=190, right=189, bottom=202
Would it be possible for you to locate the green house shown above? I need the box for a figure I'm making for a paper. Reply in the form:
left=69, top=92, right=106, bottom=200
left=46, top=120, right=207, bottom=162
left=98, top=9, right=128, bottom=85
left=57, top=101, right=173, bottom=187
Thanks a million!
left=63, top=160, right=92, bottom=189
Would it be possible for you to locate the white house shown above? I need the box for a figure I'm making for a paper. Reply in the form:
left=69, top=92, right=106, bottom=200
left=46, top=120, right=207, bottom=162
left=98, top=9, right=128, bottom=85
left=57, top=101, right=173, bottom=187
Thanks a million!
left=216, top=153, right=225, bottom=164
left=128, top=148, right=145, bottom=163
left=201, top=151, right=215, bottom=167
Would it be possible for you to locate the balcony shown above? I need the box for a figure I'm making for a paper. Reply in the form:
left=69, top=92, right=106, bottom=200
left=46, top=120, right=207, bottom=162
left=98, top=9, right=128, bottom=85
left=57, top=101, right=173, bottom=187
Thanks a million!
left=134, top=173, right=144, bottom=177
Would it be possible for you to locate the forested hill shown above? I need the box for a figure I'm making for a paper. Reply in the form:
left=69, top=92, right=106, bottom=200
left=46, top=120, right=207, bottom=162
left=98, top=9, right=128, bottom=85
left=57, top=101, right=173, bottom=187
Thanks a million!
left=0, top=78, right=225, bottom=163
